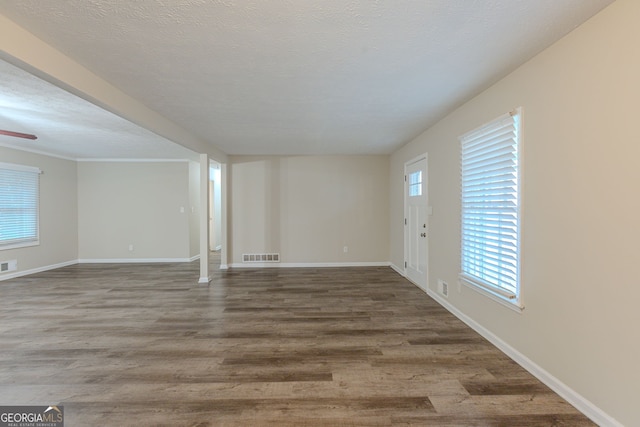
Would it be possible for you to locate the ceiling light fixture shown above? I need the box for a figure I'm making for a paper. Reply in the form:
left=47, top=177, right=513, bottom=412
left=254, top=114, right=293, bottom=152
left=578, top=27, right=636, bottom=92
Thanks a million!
left=0, top=129, right=38, bottom=140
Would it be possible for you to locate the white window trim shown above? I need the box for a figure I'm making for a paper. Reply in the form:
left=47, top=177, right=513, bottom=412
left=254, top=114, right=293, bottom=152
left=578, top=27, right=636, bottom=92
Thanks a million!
left=458, top=108, right=524, bottom=312
left=459, top=274, right=523, bottom=313
left=0, top=162, right=41, bottom=251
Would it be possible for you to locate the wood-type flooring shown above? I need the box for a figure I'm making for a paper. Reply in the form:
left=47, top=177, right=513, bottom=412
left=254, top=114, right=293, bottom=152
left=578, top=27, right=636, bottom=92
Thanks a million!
left=0, top=258, right=595, bottom=426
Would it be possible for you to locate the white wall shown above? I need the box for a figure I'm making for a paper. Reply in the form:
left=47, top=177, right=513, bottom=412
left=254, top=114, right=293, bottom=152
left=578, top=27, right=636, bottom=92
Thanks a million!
left=390, top=1, right=639, bottom=425
left=77, top=161, right=193, bottom=261
left=0, top=147, right=78, bottom=277
left=230, top=155, right=389, bottom=266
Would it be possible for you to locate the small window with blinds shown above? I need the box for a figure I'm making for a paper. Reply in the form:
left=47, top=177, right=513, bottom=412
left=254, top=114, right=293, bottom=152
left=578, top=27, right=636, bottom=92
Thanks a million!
left=459, top=108, right=523, bottom=310
left=0, top=162, right=41, bottom=250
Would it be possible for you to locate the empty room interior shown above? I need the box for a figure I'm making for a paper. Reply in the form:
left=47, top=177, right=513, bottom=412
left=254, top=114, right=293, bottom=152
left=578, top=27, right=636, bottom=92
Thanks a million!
left=0, top=1, right=638, bottom=426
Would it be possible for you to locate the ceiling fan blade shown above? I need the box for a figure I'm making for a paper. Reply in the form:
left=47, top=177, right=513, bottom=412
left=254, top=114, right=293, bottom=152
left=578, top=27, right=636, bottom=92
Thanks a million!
left=0, top=129, right=38, bottom=140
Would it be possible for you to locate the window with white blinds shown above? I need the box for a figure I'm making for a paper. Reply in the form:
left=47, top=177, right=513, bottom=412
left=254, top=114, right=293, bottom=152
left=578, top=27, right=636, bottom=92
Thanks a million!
left=0, top=163, right=41, bottom=250
left=459, top=109, right=522, bottom=310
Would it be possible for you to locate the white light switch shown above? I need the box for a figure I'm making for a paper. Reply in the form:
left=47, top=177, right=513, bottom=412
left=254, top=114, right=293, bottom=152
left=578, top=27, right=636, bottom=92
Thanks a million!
left=180, top=206, right=185, bottom=213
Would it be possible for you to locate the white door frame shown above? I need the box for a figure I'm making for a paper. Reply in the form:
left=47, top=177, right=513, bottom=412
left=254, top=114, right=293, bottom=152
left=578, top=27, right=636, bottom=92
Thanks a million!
left=404, top=153, right=429, bottom=290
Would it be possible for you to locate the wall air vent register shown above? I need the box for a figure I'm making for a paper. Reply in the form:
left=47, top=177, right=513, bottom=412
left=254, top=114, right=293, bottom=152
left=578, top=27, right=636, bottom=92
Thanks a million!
left=242, top=253, right=280, bottom=263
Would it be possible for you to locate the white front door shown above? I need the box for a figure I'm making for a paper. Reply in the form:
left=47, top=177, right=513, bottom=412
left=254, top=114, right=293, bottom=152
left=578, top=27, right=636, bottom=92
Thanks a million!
left=405, top=156, right=428, bottom=289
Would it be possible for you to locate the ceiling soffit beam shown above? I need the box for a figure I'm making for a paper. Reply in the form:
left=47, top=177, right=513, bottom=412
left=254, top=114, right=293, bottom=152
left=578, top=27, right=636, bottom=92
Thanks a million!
left=0, top=13, right=227, bottom=163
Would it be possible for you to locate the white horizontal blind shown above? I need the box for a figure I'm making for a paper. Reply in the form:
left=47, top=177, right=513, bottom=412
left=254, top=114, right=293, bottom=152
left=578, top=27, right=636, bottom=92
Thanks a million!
left=0, top=163, right=40, bottom=248
left=460, top=110, right=521, bottom=301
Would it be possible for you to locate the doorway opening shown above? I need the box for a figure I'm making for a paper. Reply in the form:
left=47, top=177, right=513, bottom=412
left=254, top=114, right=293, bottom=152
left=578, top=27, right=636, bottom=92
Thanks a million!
left=209, top=161, right=226, bottom=270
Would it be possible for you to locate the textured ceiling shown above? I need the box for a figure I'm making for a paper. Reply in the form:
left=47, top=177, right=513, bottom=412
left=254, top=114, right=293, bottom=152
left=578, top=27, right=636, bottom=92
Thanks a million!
left=0, top=59, right=198, bottom=160
left=0, top=0, right=615, bottom=158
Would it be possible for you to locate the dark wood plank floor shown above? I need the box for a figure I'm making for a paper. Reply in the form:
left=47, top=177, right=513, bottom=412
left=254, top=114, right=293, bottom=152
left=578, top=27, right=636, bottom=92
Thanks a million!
left=0, top=258, right=594, bottom=426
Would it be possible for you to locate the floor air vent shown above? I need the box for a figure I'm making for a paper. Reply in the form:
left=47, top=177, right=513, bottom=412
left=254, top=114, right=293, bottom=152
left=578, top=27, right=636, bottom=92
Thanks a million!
left=243, top=253, right=280, bottom=263
left=0, top=260, right=17, bottom=273
left=438, top=279, right=449, bottom=297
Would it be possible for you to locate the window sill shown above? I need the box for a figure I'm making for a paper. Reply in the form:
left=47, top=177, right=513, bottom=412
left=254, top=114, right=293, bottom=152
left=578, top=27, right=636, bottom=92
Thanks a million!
left=459, top=274, right=524, bottom=313
left=0, top=240, right=40, bottom=251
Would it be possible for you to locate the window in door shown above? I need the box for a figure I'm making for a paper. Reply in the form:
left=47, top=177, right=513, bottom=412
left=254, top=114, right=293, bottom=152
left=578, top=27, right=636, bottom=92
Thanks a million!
left=408, top=170, right=422, bottom=197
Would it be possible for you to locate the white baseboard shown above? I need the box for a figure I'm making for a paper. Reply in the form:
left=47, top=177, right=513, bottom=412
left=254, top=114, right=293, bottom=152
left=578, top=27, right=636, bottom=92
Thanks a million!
left=425, top=288, right=623, bottom=427
left=78, top=257, right=196, bottom=263
left=389, top=263, right=405, bottom=276
left=0, top=259, right=77, bottom=281
left=228, top=261, right=391, bottom=269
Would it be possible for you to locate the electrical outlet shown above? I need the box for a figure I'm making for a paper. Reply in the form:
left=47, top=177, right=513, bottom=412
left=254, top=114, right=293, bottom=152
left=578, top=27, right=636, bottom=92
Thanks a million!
left=343, top=246, right=348, bottom=253
left=128, top=244, right=134, bottom=252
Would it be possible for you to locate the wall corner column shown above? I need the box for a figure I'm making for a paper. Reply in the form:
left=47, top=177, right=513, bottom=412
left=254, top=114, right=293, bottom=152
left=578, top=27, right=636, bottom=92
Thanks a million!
left=198, top=153, right=211, bottom=285
left=219, top=163, right=229, bottom=269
